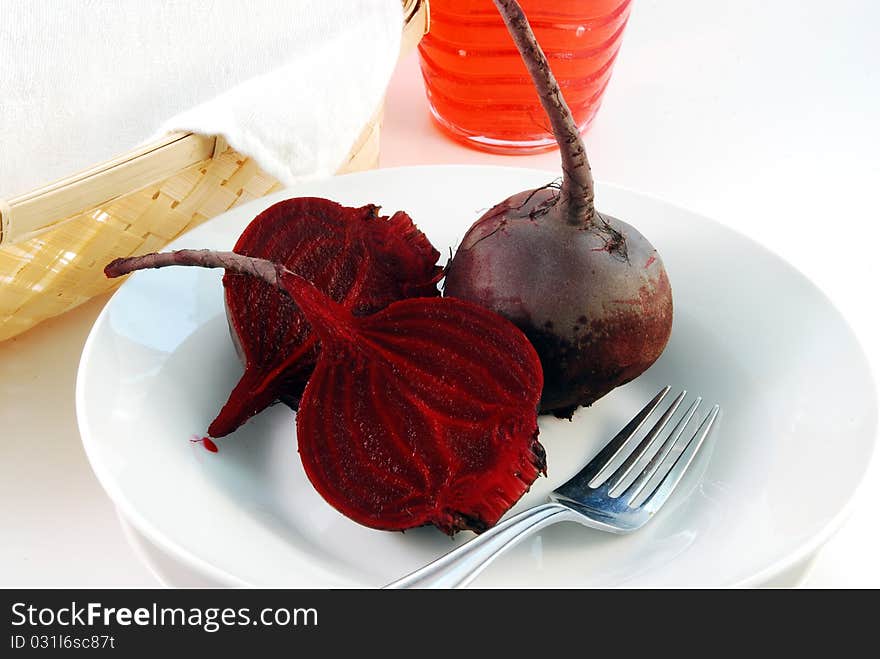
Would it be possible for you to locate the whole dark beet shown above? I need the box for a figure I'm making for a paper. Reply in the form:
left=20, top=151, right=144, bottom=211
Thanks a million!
left=443, top=0, right=673, bottom=417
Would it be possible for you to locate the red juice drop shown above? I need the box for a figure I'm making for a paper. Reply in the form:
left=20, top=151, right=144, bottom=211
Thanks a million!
left=190, top=436, right=219, bottom=453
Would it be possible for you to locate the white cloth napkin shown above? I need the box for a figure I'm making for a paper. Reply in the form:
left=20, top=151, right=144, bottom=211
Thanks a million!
left=0, top=0, right=403, bottom=198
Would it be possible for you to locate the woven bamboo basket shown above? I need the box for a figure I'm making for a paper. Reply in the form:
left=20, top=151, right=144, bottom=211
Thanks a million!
left=0, top=0, right=429, bottom=343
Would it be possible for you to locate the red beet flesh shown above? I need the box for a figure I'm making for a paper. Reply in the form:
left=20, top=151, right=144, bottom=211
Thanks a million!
left=443, top=0, right=673, bottom=417
left=291, top=282, right=545, bottom=533
left=212, top=198, right=442, bottom=437
left=106, top=250, right=546, bottom=534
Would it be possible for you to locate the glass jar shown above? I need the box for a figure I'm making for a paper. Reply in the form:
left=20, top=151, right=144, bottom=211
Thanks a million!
left=418, top=0, right=633, bottom=153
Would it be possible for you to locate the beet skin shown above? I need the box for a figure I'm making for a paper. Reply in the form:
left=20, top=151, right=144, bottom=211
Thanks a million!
left=444, top=188, right=672, bottom=417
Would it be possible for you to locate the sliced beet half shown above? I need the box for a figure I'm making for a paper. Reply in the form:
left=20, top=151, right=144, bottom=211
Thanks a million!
left=214, top=197, right=442, bottom=437
left=290, top=284, right=547, bottom=534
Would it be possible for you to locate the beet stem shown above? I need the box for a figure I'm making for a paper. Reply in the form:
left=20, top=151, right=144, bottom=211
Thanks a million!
left=105, top=249, right=352, bottom=342
left=493, top=0, right=596, bottom=227
left=106, top=249, right=280, bottom=286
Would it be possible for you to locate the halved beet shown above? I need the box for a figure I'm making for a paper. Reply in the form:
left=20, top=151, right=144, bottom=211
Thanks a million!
left=106, top=250, right=546, bottom=534
left=213, top=197, right=442, bottom=437
left=290, top=282, right=546, bottom=534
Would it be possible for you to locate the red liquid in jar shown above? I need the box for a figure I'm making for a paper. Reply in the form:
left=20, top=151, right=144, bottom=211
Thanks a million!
left=418, top=0, right=632, bottom=153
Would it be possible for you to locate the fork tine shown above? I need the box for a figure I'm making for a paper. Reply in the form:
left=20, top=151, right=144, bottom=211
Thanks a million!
left=628, top=404, right=721, bottom=509
left=623, top=397, right=701, bottom=503
left=585, top=386, right=670, bottom=489
left=607, top=390, right=687, bottom=498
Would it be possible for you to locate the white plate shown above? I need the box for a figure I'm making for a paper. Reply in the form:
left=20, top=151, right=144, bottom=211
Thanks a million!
left=114, top=508, right=821, bottom=588
left=76, top=166, right=878, bottom=587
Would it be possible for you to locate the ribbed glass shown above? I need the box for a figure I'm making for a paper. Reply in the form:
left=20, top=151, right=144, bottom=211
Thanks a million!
left=418, top=0, right=632, bottom=153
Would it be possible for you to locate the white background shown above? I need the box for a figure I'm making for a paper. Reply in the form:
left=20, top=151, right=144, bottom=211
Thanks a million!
left=1, top=0, right=878, bottom=586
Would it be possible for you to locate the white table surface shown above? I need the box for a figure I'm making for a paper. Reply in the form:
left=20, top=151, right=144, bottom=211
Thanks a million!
left=2, top=0, right=878, bottom=587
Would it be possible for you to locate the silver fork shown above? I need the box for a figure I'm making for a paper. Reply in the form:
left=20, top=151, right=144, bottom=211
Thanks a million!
left=385, top=386, right=720, bottom=589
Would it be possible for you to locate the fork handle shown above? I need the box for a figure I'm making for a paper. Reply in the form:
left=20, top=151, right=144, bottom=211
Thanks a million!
left=383, top=502, right=579, bottom=589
